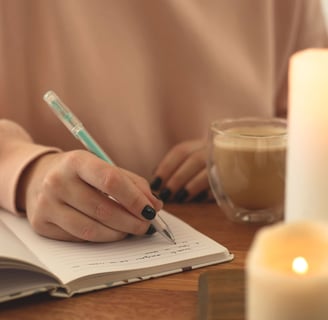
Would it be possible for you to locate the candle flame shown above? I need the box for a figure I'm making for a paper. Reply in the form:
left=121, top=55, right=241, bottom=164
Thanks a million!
left=292, top=256, right=308, bottom=275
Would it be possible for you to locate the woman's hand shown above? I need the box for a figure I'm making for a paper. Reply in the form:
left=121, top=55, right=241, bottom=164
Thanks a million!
left=17, top=150, right=163, bottom=242
left=150, top=139, right=211, bottom=203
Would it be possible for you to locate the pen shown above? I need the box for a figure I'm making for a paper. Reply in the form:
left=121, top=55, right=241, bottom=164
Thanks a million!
left=43, top=90, right=176, bottom=245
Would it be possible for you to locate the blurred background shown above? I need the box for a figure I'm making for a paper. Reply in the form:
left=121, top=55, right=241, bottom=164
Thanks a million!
left=322, top=0, right=328, bottom=28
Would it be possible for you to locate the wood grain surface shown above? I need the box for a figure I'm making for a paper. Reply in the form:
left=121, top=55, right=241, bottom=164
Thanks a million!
left=0, top=203, right=263, bottom=320
left=198, top=269, right=245, bottom=320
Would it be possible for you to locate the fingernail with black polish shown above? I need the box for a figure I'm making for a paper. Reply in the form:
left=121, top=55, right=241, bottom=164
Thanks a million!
left=141, top=205, right=156, bottom=220
left=145, top=224, right=157, bottom=235
left=159, top=188, right=171, bottom=202
left=192, top=190, right=208, bottom=202
left=174, top=189, right=189, bottom=203
left=150, top=177, right=162, bottom=191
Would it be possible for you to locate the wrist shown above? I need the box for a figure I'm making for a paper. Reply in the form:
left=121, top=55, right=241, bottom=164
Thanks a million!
left=16, top=152, right=59, bottom=212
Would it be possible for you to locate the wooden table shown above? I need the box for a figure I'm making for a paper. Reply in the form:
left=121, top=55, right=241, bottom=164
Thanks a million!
left=0, top=203, right=262, bottom=320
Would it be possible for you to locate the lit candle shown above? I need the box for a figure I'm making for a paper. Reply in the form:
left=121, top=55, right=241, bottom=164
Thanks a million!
left=246, top=221, right=328, bottom=320
left=286, top=49, right=328, bottom=221
left=292, top=256, right=308, bottom=275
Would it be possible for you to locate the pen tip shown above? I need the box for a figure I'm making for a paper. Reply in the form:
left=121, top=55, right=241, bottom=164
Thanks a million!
left=163, top=229, right=176, bottom=244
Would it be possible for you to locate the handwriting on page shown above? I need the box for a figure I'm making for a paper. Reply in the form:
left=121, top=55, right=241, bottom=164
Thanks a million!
left=0, top=210, right=223, bottom=284
left=83, top=242, right=197, bottom=266
left=67, top=240, right=200, bottom=268
left=136, top=242, right=199, bottom=261
left=46, top=233, right=205, bottom=277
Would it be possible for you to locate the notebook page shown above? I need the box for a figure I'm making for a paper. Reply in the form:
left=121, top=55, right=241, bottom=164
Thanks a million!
left=0, top=218, right=46, bottom=271
left=0, top=209, right=229, bottom=284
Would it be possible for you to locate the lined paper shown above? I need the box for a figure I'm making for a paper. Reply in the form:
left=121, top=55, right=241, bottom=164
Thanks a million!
left=0, top=210, right=229, bottom=284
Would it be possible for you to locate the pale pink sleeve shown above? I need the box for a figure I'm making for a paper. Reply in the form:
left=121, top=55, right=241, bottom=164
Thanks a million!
left=0, top=119, right=61, bottom=214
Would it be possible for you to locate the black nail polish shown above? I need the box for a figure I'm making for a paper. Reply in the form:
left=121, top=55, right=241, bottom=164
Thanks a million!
left=174, top=189, right=189, bottom=203
left=145, top=224, right=157, bottom=235
left=150, top=177, right=162, bottom=191
left=141, top=205, right=156, bottom=220
left=192, top=190, right=208, bottom=202
left=159, top=188, right=171, bottom=202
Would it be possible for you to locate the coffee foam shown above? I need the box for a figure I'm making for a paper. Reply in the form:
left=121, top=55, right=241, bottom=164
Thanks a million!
left=214, top=125, right=287, bottom=150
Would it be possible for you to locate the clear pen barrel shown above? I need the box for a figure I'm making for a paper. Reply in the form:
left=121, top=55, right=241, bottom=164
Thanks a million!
left=43, top=90, right=82, bottom=134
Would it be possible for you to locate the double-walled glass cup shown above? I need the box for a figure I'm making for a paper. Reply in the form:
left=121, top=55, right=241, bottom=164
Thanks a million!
left=208, top=117, right=287, bottom=223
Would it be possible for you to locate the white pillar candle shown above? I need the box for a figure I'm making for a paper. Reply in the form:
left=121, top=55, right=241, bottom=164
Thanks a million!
left=286, top=49, right=328, bottom=221
left=246, top=221, right=328, bottom=320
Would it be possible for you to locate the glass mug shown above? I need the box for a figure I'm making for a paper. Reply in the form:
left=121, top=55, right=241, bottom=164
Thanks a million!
left=207, top=117, right=287, bottom=223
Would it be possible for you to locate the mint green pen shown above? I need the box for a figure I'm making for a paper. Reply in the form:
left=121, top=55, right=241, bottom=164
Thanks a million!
left=43, top=90, right=175, bottom=244
left=43, top=91, right=114, bottom=165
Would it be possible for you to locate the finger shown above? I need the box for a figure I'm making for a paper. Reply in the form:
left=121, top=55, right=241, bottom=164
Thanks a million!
left=30, top=188, right=128, bottom=242
left=152, top=142, right=203, bottom=186
left=157, top=148, right=206, bottom=202
left=184, top=169, right=210, bottom=201
left=165, top=149, right=206, bottom=195
left=32, top=222, right=82, bottom=242
left=70, top=152, right=158, bottom=221
left=26, top=196, right=94, bottom=242
left=173, top=169, right=210, bottom=203
left=190, top=190, right=209, bottom=202
left=152, top=147, right=189, bottom=185
left=121, top=169, right=163, bottom=211
left=58, top=177, right=151, bottom=235
left=47, top=204, right=128, bottom=242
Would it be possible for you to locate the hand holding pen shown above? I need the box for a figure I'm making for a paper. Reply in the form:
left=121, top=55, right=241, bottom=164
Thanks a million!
left=34, top=90, right=175, bottom=244
left=16, top=91, right=175, bottom=243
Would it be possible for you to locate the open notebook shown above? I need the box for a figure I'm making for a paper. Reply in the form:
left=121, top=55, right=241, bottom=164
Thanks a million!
left=0, top=208, right=233, bottom=303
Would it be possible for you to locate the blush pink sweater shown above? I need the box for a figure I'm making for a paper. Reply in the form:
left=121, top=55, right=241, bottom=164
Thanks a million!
left=0, top=0, right=327, bottom=213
